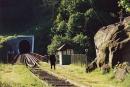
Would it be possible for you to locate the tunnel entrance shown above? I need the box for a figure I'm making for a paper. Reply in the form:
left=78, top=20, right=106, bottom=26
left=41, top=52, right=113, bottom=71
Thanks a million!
left=19, top=40, right=31, bottom=54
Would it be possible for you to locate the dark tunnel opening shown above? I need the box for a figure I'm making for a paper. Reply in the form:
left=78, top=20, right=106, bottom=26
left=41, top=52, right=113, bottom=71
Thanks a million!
left=19, top=40, right=31, bottom=54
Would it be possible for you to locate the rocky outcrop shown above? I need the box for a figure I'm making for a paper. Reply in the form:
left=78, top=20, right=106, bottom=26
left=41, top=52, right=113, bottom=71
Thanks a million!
left=94, top=16, right=130, bottom=68
left=114, top=62, right=129, bottom=81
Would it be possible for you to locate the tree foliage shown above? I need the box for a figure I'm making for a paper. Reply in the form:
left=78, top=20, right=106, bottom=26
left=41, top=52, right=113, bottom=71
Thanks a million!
left=0, top=36, right=16, bottom=43
left=68, top=13, right=85, bottom=36
left=118, top=0, right=130, bottom=12
left=48, top=0, right=119, bottom=54
left=73, top=33, right=87, bottom=45
left=48, top=35, right=71, bottom=53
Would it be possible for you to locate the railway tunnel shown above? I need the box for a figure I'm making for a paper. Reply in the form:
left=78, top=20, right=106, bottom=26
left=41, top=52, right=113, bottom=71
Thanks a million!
left=19, top=40, right=31, bottom=54
left=0, top=35, right=46, bottom=67
left=0, top=35, right=34, bottom=63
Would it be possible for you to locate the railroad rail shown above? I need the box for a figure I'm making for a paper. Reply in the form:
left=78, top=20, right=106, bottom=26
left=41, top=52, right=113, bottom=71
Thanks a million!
left=30, top=67, right=76, bottom=87
left=14, top=53, right=76, bottom=87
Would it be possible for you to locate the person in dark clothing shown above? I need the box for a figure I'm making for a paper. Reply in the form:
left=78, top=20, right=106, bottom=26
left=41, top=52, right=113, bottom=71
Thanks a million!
left=49, top=54, right=56, bottom=70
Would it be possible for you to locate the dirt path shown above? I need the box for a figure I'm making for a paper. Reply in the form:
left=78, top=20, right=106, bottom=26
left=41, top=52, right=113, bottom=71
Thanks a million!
left=30, top=68, right=76, bottom=87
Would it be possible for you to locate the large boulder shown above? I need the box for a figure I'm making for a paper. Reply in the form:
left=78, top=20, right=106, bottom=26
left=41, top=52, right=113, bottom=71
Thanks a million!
left=94, top=16, right=130, bottom=68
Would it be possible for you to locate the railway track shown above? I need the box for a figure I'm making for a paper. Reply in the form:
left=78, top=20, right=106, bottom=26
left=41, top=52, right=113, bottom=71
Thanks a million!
left=30, top=67, right=76, bottom=87
left=13, top=53, right=77, bottom=87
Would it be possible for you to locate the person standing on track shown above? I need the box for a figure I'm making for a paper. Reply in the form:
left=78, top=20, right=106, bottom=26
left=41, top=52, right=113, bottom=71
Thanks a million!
left=49, top=53, right=56, bottom=70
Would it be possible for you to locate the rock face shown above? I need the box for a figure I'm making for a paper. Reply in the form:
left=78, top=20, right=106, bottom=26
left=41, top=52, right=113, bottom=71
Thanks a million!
left=94, top=16, right=130, bottom=68
left=114, top=62, right=129, bottom=81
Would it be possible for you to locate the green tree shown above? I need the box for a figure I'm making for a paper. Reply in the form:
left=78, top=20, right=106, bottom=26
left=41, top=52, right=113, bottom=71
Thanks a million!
left=48, top=0, right=119, bottom=57
left=56, top=21, right=68, bottom=35
left=73, top=33, right=87, bottom=46
left=68, top=12, right=85, bottom=36
left=48, top=35, right=71, bottom=53
left=118, top=0, right=130, bottom=12
left=73, top=33, right=88, bottom=53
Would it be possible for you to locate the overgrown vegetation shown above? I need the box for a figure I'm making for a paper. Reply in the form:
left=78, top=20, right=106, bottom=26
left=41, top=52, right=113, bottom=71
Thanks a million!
left=48, top=0, right=119, bottom=57
left=39, top=62, right=130, bottom=87
left=0, top=36, right=16, bottom=62
left=0, top=36, right=16, bottom=44
left=0, top=64, right=51, bottom=87
left=0, top=1, right=130, bottom=87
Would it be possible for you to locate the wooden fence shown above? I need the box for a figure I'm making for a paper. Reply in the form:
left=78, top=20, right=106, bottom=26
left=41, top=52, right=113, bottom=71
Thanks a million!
left=71, top=54, right=87, bottom=66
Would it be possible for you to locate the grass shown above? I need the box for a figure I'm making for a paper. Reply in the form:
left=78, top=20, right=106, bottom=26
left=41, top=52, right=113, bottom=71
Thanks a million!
left=1, top=62, right=129, bottom=87
left=39, top=62, right=130, bottom=87
left=0, top=63, right=52, bottom=87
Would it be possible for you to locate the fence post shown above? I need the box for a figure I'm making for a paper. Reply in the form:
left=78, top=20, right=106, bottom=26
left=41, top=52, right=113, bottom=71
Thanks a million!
left=85, top=49, right=88, bottom=67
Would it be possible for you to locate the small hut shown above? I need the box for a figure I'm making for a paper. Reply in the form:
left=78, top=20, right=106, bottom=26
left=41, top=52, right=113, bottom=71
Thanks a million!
left=57, top=44, right=74, bottom=65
